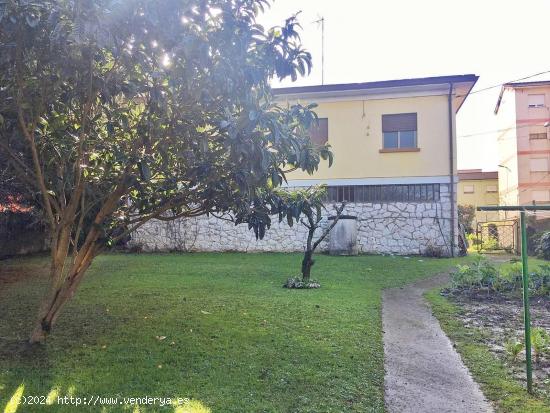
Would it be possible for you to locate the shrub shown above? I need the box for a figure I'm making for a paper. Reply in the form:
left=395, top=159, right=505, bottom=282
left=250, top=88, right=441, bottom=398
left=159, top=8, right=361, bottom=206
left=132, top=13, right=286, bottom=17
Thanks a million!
left=531, top=327, right=550, bottom=362
left=451, top=256, right=498, bottom=289
left=458, top=204, right=476, bottom=234
left=535, top=231, right=550, bottom=260
left=504, top=338, right=524, bottom=362
left=467, top=233, right=480, bottom=246
left=423, top=244, right=444, bottom=258
left=450, top=258, right=550, bottom=297
left=483, top=236, right=499, bottom=251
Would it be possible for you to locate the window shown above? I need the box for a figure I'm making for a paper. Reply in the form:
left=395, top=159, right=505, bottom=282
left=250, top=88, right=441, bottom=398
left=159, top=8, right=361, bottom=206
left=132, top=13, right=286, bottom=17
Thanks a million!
left=463, top=185, right=474, bottom=194
left=486, top=185, right=497, bottom=193
left=528, top=94, right=545, bottom=108
left=326, top=183, right=440, bottom=203
left=309, top=118, right=328, bottom=146
left=532, top=190, right=550, bottom=202
left=530, top=132, right=548, bottom=140
left=530, top=158, right=548, bottom=172
left=382, top=113, right=417, bottom=149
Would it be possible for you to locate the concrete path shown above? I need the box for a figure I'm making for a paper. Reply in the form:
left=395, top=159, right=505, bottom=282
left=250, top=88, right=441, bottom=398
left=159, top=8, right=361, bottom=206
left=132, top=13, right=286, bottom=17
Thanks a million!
left=383, top=273, right=494, bottom=413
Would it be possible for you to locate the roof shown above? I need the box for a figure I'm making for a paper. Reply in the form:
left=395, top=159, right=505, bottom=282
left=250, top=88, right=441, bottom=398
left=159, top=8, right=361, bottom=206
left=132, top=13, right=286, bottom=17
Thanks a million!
left=494, top=80, right=550, bottom=114
left=273, top=74, right=479, bottom=112
left=458, top=170, right=498, bottom=181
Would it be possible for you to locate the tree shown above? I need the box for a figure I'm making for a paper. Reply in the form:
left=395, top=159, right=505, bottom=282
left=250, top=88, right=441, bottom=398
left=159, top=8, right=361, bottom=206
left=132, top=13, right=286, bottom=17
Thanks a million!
left=458, top=204, right=476, bottom=234
left=271, top=186, right=344, bottom=287
left=0, top=0, right=333, bottom=343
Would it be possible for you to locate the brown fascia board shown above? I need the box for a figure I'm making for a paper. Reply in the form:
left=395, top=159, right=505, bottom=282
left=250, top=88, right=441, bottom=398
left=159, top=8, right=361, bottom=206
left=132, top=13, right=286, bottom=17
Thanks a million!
left=273, top=74, right=479, bottom=112
left=458, top=171, right=498, bottom=181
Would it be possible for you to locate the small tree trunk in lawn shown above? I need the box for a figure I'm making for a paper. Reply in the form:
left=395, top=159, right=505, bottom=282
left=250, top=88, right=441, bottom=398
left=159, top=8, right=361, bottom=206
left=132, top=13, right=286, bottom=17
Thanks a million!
left=301, top=250, right=314, bottom=283
left=301, top=226, right=316, bottom=283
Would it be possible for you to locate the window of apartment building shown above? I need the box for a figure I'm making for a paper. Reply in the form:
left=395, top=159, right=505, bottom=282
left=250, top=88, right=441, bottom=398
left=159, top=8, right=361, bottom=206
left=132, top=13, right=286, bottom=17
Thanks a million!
left=486, top=185, right=498, bottom=193
left=463, top=185, right=475, bottom=194
left=326, top=183, right=440, bottom=203
left=532, top=190, right=550, bottom=202
left=529, top=132, right=548, bottom=140
left=528, top=94, right=545, bottom=108
left=382, top=113, right=417, bottom=150
left=530, top=157, right=549, bottom=172
left=309, top=118, right=328, bottom=146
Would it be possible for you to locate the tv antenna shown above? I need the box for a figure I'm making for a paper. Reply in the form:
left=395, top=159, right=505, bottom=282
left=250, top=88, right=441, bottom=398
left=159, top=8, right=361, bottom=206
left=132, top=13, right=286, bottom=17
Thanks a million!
left=312, top=16, right=325, bottom=84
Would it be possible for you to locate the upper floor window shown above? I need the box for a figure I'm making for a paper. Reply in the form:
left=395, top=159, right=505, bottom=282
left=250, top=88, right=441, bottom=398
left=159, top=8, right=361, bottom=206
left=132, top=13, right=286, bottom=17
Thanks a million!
left=532, top=190, right=550, bottom=202
left=463, top=185, right=474, bottom=194
left=382, top=113, right=417, bottom=149
left=486, top=185, right=498, bottom=193
left=309, top=118, right=328, bottom=146
left=528, top=94, right=545, bottom=108
left=530, top=157, right=548, bottom=172
left=529, top=132, right=548, bottom=140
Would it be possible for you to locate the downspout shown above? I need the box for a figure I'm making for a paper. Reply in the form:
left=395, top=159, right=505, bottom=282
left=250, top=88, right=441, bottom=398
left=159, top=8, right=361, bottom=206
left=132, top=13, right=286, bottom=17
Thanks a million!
left=448, top=83, right=456, bottom=257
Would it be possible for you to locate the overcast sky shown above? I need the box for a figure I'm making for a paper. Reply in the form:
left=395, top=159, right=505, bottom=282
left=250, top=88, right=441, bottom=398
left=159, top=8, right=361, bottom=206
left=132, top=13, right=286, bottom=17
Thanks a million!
left=258, top=0, right=550, bottom=171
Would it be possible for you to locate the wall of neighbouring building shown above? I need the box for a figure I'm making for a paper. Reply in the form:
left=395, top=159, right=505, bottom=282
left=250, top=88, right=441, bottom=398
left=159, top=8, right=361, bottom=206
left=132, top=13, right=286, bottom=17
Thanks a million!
left=457, top=175, right=499, bottom=225
left=130, top=183, right=456, bottom=256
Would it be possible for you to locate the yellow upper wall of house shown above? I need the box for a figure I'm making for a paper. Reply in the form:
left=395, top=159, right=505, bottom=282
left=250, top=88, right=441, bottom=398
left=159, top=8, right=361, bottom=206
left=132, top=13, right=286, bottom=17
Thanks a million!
left=285, top=94, right=454, bottom=182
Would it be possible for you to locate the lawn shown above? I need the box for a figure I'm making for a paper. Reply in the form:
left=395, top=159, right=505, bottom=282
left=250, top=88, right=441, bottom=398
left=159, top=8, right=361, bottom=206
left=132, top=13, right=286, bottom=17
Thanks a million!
left=0, top=252, right=466, bottom=412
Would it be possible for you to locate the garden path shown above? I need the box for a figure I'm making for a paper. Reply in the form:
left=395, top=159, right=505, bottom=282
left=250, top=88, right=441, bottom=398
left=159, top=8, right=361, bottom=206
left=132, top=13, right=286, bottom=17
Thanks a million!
left=383, top=273, right=494, bottom=413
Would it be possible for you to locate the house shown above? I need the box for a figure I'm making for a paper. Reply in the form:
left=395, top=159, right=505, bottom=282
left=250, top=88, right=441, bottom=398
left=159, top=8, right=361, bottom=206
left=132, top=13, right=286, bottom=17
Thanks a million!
left=132, top=74, right=478, bottom=256
left=457, top=169, right=499, bottom=227
left=494, top=81, right=550, bottom=210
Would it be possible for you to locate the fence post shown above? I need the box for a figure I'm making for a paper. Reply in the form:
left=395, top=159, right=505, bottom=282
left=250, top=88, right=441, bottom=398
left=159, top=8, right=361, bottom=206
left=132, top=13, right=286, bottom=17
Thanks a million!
left=520, top=211, right=533, bottom=393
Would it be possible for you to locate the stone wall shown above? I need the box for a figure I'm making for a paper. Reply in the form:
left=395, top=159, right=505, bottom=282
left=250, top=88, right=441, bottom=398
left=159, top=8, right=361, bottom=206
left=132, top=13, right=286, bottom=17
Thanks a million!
left=130, top=183, right=457, bottom=256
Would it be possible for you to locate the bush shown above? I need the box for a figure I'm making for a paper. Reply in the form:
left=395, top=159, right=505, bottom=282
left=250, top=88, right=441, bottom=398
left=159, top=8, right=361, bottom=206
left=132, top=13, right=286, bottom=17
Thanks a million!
left=450, top=257, right=549, bottom=297
left=535, top=231, right=550, bottom=260
left=423, top=244, right=444, bottom=258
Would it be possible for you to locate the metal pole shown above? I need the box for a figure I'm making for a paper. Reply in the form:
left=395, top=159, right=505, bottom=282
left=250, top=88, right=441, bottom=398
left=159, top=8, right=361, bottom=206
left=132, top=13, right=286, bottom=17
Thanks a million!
left=520, top=211, right=533, bottom=393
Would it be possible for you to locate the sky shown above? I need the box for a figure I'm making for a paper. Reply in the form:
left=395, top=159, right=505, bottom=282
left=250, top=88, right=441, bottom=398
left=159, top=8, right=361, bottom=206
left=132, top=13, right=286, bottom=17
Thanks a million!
left=258, top=0, right=550, bottom=172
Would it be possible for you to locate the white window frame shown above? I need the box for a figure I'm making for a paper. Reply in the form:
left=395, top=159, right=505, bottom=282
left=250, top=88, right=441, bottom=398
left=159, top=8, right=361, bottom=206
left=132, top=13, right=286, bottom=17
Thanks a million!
left=528, top=94, right=545, bottom=108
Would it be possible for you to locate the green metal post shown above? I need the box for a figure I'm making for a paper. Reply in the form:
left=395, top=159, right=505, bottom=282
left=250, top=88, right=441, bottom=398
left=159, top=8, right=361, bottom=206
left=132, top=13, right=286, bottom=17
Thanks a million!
left=520, top=211, right=533, bottom=393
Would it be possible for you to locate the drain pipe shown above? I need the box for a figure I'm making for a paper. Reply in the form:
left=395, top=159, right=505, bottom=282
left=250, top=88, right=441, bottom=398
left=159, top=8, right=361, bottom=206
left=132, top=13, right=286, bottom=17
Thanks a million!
left=448, top=83, right=456, bottom=257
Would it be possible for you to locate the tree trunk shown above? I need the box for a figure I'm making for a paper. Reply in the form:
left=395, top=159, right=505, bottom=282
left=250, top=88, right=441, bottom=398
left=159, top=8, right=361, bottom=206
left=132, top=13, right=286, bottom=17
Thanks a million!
left=29, top=239, right=97, bottom=344
left=301, top=250, right=314, bottom=283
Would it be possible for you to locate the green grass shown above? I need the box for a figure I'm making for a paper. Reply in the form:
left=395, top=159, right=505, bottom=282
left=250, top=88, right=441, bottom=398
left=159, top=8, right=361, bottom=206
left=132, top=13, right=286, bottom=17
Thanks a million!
left=0, top=252, right=466, bottom=412
left=426, top=289, right=550, bottom=413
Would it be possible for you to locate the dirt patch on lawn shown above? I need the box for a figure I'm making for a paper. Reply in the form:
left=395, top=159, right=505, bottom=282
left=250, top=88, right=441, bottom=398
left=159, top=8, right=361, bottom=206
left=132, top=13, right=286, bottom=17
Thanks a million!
left=442, top=289, right=550, bottom=396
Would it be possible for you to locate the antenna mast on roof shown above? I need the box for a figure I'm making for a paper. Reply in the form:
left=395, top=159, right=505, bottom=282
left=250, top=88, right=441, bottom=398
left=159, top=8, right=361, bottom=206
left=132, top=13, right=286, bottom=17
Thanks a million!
left=312, top=16, right=325, bottom=85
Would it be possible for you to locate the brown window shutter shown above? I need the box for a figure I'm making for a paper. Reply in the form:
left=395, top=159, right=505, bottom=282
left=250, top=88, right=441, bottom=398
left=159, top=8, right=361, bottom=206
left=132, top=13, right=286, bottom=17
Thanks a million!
left=382, top=113, right=417, bottom=132
left=309, top=118, right=328, bottom=145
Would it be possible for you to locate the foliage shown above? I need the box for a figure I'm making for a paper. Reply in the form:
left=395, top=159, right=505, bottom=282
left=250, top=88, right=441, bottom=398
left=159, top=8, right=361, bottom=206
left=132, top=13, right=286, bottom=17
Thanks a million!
left=504, top=338, right=524, bottom=363
left=458, top=204, right=476, bottom=234
left=531, top=327, right=550, bottom=363
left=269, top=186, right=345, bottom=284
left=536, top=232, right=550, bottom=260
left=450, top=256, right=550, bottom=297
left=423, top=243, right=444, bottom=258
left=482, top=236, right=499, bottom=251
left=0, top=0, right=333, bottom=341
left=467, top=232, right=480, bottom=246
left=282, top=276, right=320, bottom=289
left=0, top=253, right=468, bottom=412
